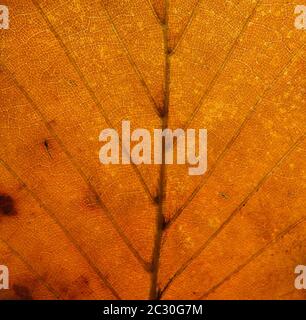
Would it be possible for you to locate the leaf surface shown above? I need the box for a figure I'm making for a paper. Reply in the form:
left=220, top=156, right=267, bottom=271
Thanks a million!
left=0, top=0, right=305, bottom=300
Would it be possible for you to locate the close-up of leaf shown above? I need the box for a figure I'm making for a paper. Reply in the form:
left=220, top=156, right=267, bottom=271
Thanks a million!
left=0, top=0, right=305, bottom=301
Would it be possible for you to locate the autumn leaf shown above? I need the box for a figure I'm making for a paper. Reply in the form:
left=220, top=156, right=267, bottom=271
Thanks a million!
left=0, top=0, right=305, bottom=300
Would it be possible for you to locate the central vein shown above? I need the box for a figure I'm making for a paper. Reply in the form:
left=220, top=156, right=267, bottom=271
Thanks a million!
left=149, top=0, right=170, bottom=300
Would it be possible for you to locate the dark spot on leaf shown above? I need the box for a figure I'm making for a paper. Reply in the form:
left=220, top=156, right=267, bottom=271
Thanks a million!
left=83, top=190, right=101, bottom=211
left=219, top=192, right=229, bottom=200
left=77, top=275, right=90, bottom=287
left=82, top=277, right=89, bottom=286
left=162, top=215, right=168, bottom=230
left=0, top=194, right=16, bottom=216
left=13, top=284, right=33, bottom=300
left=154, top=189, right=166, bottom=205
left=68, top=79, right=77, bottom=87
left=154, top=194, right=160, bottom=204
left=43, top=139, right=49, bottom=149
left=43, top=139, right=53, bottom=158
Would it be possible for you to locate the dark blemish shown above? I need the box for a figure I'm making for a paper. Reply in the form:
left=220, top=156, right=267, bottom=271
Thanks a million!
left=13, top=284, right=33, bottom=300
left=161, top=215, right=168, bottom=230
left=0, top=194, right=16, bottom=216
left=78, top=275, right=89, bottom=287
left=154, top=189, right=165, bottom=205
left=94, top=193, right=101, bottom=206
left=219, top=192, right=229, bottom=200
left=43, top=139, right=49, bottom=149
left=83, top=191, right=101, bottom=211
left=154, top=194, right=161, bottom=204
left=68, top=79, right=77, bottom=87
left=43, top=139, right=52, bottom=158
